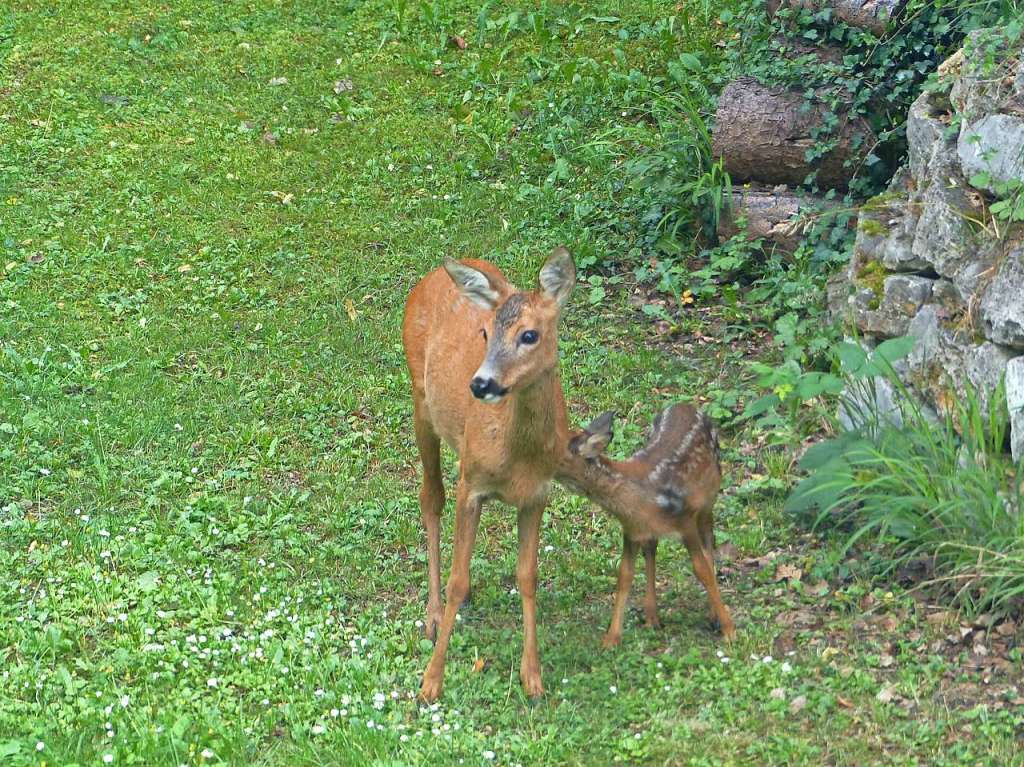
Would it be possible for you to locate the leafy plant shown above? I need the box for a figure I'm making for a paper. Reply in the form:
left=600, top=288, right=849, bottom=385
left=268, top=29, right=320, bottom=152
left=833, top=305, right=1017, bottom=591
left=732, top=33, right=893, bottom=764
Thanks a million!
left=787, top=338, right=1024, bottom=616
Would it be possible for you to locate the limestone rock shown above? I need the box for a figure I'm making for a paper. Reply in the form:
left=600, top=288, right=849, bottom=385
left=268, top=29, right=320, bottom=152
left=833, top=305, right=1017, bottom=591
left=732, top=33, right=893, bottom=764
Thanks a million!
left=910, top=175, right=982, bottom=281
left=980, top=248, right=1024, bottom=349
left=1006, top=356, right=1024, bottom=461
left=958, top=114, right=1024, bottom=192
left=907, top=90, right=954, bottom=181
left=850, top=275, right=934, bottom=338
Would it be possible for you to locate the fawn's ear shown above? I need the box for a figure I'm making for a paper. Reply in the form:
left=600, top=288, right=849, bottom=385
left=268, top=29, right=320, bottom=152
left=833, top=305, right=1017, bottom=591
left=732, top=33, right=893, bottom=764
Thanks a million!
left=537, top=246, right=576, bottom=309
left=444, top=259, right=501, bottom=310
left=569, top=410, right=615, bottom=459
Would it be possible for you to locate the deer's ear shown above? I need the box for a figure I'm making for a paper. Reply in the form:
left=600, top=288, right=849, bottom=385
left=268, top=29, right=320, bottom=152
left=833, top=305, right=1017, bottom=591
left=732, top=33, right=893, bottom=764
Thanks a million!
left=569, top=410, right=615, bottom=459
left=538, top=246, right=576, bottom=309
left=444, top=259, right=501, bottom=310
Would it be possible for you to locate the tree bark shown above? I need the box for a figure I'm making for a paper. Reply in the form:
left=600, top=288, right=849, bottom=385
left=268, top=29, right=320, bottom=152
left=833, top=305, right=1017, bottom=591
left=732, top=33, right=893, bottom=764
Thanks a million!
left=711, top=77, right=874, bottom=191
left=766, top=0, right=905, bottom=35
left=718, top=184, right=837, bottom=252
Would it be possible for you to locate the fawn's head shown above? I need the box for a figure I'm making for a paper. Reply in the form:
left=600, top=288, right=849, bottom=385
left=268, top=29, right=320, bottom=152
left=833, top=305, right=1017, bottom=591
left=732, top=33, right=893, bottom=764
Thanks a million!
left=568, top=404, right=721, bottom=520
left=444, top=247, right=575, bottom=403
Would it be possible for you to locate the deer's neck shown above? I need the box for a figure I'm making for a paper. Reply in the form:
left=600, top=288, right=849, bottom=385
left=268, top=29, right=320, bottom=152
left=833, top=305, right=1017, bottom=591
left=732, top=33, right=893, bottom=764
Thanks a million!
left=507, top=370, right=565, bottom=460
left=556, top=456, right=652, bottom=526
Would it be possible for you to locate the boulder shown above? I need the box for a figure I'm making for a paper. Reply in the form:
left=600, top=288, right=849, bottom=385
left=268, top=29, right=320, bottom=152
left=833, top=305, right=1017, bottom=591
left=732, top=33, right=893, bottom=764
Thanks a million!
left=907, top=90, right=955, bottom=181
left=910, top=175, right=983, bottom=281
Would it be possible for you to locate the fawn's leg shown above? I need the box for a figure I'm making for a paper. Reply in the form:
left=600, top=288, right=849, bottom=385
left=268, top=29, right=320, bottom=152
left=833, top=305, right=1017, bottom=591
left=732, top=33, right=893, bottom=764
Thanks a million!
left=681, top=520, right=735, bottom=641
left=603, top=534, right=638, bottom=648
left=413, top=410, right=445, bottom=641
left=517, top=501, right=545, bottom=699
left=420, top=480, right=482, bottom=702
left=641, top=540, right=660, bottom=629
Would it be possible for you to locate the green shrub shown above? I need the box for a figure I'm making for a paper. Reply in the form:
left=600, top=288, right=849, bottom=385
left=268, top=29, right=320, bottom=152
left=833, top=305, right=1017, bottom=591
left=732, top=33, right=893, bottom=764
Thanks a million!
left=787, top=339, right=1024, bottom=616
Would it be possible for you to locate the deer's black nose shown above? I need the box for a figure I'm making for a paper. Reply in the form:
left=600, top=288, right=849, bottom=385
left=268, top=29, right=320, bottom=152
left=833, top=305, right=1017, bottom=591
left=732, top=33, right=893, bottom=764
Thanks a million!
left=470, top=376, right=498, bottom=399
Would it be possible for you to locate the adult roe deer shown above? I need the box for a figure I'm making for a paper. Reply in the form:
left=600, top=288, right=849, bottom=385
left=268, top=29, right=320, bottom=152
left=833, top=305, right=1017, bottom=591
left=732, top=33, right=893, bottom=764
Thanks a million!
left=402, top=247, right=576, bottom=702
left=556, top=404, right=735, bottom=647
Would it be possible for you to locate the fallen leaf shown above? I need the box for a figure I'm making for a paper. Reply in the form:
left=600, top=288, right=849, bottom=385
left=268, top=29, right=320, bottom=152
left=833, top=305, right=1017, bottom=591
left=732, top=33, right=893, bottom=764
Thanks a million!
left=769, top=687, right=786, bottom=700
left=789, top=695, right=807, bottom=713
left=262, top=131, right=277, bottom=145
left=926, top=610, right=955, bottom=626
left=177, top=264, right=192, bottom=273
left=876, top=685, right=897, bottom=703
left=995, top=620, right=1016, bottom=637
left=268, top=76, right=289, bottom=86
left=878, top=654, right=895, bottom=668
left=472, top=657, right=485, bottom=673
left=715, top=541, right=738, bottom=561
left=27, top=253, right=44, bottom=264
left=447, top=35, right=468, bottom=50
left=344, top=298, right=358, bottom=322
left=334, top=78, right=354, bottom=94
left=836, top=695, right=853, bottom=709
left=775, top=563, right=802, bottom=582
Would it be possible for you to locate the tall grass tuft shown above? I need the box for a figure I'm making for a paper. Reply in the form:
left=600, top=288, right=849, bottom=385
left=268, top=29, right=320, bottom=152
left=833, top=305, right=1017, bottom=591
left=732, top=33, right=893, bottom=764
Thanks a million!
left=787, top=339, right=1024, bottom=616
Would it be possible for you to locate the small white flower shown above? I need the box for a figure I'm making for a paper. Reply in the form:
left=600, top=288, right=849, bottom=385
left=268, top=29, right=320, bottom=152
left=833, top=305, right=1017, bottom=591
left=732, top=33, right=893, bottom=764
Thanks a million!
left=483, top=751, right=496, bottom=760
left=781, top=662, right=793, bottom=673
left=544, top=545, right=554, bottom=552
left=720, top=657, right=730, bottom=664
left=312, top=724, right=325, bottom=735
left=103, top=755, right=114, bottom=764
left=174, top=423, right=183, bottom=431
left=39, top=468, right=51, bottom=476
left=35, top=742, right=44, bottom=752
left=201, top=748, right=214, bottom=759
left=315, top=688, right=325, bottom=698
left=716, top=650, right=724, bottom=658
left=400, top=734, right=409, bottom=742
left=330, top=708, right=340, bottom=717
left=207, top=678, right=218, bottom=688
left=561, top=678, right=568, bottom=684
left=367, top=719, right=375, bottom=729
left=762, top=655, right=773, bottom=664
left=609, top=685, right=617, bottom=694
left=120, top=694, right=130, bottom=707
left=99, top=529, right=110, bottom=537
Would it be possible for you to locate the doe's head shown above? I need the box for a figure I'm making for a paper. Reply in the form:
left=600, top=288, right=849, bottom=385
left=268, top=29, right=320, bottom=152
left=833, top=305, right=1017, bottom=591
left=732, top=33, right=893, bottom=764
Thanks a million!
left=444, top=247, right=575, bottom=403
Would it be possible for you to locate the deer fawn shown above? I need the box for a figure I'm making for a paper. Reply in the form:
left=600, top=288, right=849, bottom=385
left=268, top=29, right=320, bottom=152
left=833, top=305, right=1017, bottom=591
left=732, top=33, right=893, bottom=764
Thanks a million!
left=402, top=247, right=576, bottom=702
left=557, top=404, right=735, bottom=647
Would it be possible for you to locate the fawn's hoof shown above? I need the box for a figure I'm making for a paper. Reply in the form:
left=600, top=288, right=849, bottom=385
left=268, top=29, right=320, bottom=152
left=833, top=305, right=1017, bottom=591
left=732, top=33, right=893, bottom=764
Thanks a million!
left=423, top=611, right=442, bottom=642
left=521, top=674, right=544, bottom=700
left=645, top=616, right=662, bottom=631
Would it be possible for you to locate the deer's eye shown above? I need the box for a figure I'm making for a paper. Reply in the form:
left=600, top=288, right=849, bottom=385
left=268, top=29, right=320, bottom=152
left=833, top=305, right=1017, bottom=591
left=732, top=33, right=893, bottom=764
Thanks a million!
left=520, top=330, right=539, bottom=345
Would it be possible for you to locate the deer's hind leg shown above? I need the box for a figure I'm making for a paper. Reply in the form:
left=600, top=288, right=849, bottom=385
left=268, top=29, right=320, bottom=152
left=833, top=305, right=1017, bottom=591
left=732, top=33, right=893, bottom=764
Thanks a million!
left=413, top=402, right=446, bottom=641
left=682, top=518, right=735, bottom=641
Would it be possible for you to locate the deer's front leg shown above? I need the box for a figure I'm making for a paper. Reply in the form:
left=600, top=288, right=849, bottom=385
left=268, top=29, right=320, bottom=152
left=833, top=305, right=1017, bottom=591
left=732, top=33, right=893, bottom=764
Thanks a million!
left=420, top=480, right=482, bottom=702
left=603, top=534, right=638, bottom=648
left=516, top=501, right=545, bottom=700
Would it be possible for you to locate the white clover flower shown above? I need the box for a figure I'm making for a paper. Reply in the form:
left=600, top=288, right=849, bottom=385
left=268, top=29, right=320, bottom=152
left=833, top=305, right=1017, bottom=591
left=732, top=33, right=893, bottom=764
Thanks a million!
left=312, top=724, right=325, bottom=735
left=201, top=748, right=214, bottom=759
left=207, top=678, right=218, bottom=688
left=781, top=662, right=793, bottom=673
left=483, top=751, right=496, bottom=760
left=720, top=657, right=730, bottom=664
left=609, top=685, right=617, bottom=694
left=103, top=755, right=114, bottom=764
left=120, top=695, right=130, bottom=707
left=762, top=655, right=773, bottom=664
left=35, top=742, right=44, bottom=752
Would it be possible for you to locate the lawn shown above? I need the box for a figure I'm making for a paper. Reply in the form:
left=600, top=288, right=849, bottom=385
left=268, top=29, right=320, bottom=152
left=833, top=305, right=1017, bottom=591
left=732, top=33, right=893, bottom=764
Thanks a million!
left=1, top=1, right=1021, bottom=765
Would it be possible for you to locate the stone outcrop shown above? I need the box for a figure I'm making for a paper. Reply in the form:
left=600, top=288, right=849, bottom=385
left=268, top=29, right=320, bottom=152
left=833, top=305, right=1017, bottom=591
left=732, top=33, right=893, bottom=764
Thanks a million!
left=831, top=29, right=1024, bottom=459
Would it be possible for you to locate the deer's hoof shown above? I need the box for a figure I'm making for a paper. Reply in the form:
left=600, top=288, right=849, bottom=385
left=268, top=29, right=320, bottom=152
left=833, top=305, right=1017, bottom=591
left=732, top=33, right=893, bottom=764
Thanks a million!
left=601, top=632, right=622, bottom=649
left=419, top=675, right=443, bottom=703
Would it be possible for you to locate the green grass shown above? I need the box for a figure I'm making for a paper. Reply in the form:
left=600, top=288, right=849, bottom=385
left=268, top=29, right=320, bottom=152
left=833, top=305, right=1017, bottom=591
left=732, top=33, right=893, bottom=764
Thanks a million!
left=1, top=1, right=1021, bottom=765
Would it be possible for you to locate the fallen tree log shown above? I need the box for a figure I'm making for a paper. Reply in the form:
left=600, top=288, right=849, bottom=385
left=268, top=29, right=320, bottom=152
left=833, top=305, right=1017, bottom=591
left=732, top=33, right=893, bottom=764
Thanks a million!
left=717, top=184, right=841, bottom=252
left=711, top=77, right=874, bottom=190
left=766, top=0, right=905, bottom=35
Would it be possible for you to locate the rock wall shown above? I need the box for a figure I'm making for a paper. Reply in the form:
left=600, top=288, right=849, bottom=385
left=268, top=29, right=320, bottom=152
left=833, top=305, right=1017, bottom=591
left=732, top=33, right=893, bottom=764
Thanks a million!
left=830, top=29, right=1024, bottom=459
